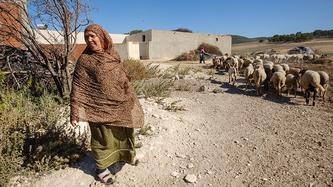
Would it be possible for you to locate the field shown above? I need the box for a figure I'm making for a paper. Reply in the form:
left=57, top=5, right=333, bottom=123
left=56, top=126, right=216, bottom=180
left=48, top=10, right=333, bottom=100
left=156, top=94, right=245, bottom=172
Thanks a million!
left=232, top=38, right=333, bottom=55
left=7, top=39, right=333, bottom=187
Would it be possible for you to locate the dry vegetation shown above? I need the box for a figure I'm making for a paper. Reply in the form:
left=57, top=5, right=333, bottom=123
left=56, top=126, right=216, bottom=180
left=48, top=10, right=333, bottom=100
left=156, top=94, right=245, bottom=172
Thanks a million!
left=0, top=59, right=179, bottom=186
left=174, top=43, right=223, bottom=61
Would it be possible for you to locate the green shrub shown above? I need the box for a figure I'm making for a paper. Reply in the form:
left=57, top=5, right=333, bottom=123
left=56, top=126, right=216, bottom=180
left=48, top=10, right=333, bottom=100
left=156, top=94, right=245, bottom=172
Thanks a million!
left=162, top=64, right=194, bottom=79
left=0, top=88, right=86, bottom=186
left=0, top=72, right=6, bottom=90
left=133, top=79, right=173, bottom=98
left=123, top=59, right=161, bottom=81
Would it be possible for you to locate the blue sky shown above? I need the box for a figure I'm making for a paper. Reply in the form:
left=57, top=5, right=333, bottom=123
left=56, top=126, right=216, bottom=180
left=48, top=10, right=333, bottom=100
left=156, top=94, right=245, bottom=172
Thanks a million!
left=87, top=0, right=333, bottom=37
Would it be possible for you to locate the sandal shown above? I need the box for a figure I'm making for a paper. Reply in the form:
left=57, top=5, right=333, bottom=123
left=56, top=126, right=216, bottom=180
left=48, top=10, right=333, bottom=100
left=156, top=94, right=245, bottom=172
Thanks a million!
left=96, top=168, right=113, bottom=185
left=108, top=161, right=126, bottom=175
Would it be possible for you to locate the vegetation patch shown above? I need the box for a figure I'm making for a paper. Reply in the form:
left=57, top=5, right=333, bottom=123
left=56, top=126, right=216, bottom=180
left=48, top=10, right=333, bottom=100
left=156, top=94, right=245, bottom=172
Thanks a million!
left=123, top=59, right=161, bottom=81
left=133, top=79, right=173, bottom=98
left=197, top=43, right=223, bottom=56
left=0, top=87, right=87, bottom=186
left=162, top=100, right=186, bottom=112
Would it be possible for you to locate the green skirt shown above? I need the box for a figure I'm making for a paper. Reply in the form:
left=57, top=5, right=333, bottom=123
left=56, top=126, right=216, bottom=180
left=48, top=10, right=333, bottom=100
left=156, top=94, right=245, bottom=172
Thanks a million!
left=89, top=123, right=136, bottom=169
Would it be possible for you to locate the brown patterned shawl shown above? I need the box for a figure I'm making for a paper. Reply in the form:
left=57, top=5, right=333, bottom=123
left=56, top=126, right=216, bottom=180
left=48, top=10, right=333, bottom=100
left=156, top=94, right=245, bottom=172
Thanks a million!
left=70, top=24, right=144, bottom=128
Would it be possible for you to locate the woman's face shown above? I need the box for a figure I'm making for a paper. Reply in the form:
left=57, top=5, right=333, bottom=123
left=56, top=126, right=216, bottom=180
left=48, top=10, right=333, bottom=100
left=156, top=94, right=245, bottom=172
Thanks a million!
left=84, top=31, right=103, bottom=52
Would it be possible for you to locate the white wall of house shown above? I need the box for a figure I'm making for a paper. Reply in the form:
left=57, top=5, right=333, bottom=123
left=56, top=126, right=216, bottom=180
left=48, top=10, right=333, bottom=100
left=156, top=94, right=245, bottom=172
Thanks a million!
left=35, top=29, right=128, bottom=44
left=126, top=29, right=232, bottom=60
left=114, top=42, right=141, bottom=60
left=127, top=42, right=140, bottom=60
left=113, top=44, right=127, bottom=60
left=35, top=29, right=231, bottom=61
left=149, top=30, right=231, bottom=59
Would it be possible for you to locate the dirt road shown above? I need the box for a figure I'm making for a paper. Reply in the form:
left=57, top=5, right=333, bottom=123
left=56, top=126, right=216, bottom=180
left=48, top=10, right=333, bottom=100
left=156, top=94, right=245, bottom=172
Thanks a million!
left=25, top=63, right=333, bottom=187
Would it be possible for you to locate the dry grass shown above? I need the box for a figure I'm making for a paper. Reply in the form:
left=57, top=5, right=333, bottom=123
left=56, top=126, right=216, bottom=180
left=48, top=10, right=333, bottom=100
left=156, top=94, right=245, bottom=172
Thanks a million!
left=123, top=59, right=161, bottom=81
left=162, top=100, right=186, bottom=112
left=232, top=38, right=333, bottom=56
left=133, top=79, right=173, bottom=98
left=198, top=43, right=223, bottom=56
left=173, top=50, right=199, bottom=61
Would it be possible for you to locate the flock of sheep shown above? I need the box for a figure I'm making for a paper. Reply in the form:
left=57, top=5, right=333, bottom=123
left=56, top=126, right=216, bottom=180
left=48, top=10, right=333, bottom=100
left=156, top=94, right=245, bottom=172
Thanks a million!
left=212, top=53, right=330, bottom=106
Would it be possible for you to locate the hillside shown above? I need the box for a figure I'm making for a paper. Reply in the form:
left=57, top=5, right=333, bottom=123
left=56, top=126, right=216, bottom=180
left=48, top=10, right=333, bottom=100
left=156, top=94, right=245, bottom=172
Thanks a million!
left=232, top=38, right=333, bottom=56
left=232, top=29, right=333, bottom=44
left=231, top=35, right=268, bottom=44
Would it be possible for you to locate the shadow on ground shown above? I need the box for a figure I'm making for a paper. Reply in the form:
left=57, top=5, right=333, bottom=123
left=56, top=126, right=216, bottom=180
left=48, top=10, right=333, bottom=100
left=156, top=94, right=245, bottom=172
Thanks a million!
left=72, top=152, right=96, bottom=177
left=210, top=77, right=298, bottom=105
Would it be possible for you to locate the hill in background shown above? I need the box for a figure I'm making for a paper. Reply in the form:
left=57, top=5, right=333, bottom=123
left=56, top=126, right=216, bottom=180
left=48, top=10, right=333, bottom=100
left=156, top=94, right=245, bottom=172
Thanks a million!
left=231, top=35, right=268, bottom=44
left=232, top=29, right=333, bottom=44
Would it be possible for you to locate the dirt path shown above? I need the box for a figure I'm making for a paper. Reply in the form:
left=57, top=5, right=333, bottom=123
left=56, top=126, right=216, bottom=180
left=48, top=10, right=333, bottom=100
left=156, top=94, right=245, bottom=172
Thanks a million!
left=21, top=63, right=333, bottom=187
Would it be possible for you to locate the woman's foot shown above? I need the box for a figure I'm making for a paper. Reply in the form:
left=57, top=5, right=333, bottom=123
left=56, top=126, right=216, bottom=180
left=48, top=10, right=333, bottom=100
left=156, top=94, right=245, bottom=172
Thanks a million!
left=108, top=161, right=126, bottom=175
left=96, top=168, right=113, bottom=185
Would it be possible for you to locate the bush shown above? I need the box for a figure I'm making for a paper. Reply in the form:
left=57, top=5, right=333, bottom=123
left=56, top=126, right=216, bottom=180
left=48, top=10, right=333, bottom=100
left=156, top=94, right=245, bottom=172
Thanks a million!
left=173, top=50, right=199, bottom=61
left=162, top=64, right=194, bottom=79
left=269, top=32, right=313, bottom=43
left=173, top=28, right=193, bottom=33
left=133, top=79, right=173, bottom=98
left=129, top=30, right=143, bottom=35
left=197, top=43, right=222, bottom=56
left=162, top=100, right=186, bottom=112
left=0, top=88, right=86, bottom=186
left=123, top=59, right=161, bottom=81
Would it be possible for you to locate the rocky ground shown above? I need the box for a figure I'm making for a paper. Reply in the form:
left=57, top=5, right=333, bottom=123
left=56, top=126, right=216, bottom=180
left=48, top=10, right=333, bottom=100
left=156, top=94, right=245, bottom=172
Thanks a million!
left=11, top=61, right=333, bottom=187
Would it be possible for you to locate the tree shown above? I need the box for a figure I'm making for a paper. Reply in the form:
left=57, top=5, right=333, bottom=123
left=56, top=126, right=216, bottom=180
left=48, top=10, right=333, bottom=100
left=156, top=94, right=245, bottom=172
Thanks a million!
left=173, top=28, right=192, bottom=33
left=129, top=29, right=143, bottom=35
left=0, top=0, right=89, bottom=97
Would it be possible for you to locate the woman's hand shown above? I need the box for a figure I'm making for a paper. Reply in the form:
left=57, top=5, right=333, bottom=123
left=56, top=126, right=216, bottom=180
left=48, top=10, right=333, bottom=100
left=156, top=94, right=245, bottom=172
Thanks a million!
left=71, top=120, right=79, bottom=128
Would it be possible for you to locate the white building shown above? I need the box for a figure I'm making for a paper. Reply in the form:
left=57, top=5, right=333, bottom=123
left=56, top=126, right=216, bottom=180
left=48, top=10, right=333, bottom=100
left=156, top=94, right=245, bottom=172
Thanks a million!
left=35, top=29, right=232, bottom=61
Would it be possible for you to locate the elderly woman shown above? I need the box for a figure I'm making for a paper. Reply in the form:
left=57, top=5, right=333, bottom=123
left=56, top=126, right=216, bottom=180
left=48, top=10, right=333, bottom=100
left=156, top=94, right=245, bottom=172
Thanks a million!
left=70, top=24, right=144, bottom=184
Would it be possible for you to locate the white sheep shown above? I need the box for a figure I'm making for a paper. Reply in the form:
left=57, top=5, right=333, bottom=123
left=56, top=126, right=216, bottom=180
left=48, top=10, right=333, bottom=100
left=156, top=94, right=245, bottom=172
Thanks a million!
left=317, top=71, right=330, bottom=101
left=244, top=63, right=254, bottom=89
left=281, top=63, right=290, bottom=72
left=253, top=59, right=263, bottom=68
left=273, top=64, right=284, bottom=74
left=270, top=71, right=286, bottom=96
left=212, top=56, right=220, bottom=69
left=287, top=67, right=301, bottom=77
left=285, top=74, right=298, bottom=97
left=300, top=70, right=325, bottom=106
left=263, top=61, right=274, bottom=90
left=228, top=66, right=237, bottom=85
left=253, top=65, right=267, bottom=95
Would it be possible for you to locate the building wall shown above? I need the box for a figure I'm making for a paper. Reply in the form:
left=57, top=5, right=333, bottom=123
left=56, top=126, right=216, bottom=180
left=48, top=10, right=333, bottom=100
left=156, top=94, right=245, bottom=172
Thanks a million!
left=0, top=1, right=23, bottom=48
left=127, top=42, right=140, bottom=60
left=125, top=31, right=152, bottom=59
left=147, top=30, right=232, bottom=60
left=114, top=44, right=128, bottom=60
left=125, top=30, right=152, bottom=43
left=113, top=42, right=140, bottom=60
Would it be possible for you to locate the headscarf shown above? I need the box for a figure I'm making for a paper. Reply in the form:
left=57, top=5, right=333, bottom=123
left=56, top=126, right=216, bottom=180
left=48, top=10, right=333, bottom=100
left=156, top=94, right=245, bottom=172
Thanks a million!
left=82, top=24, right=121, bottom=63
left=70, top=24, right=144, bottom=128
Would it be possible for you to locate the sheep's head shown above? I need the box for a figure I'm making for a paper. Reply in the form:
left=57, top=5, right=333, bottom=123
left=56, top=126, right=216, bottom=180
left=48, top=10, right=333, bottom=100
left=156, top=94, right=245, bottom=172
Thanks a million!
left=299, top=68, right=308, bottom=76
